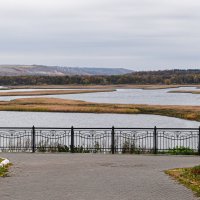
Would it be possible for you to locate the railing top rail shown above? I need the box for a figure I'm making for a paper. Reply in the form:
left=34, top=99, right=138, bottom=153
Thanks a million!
left=0, top=127, right=199, bottom=130
left=0, top=127, right=33, bottom=129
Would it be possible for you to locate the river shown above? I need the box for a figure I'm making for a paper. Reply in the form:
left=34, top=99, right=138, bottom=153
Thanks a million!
left=0, top=87, right=200, bottom=105
left=0, top=111, right=199, bottom=128
left=0, top=86, right=199, bottom=127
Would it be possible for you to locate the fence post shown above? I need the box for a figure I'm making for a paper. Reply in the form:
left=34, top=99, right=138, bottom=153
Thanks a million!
left=71, top=126, right=74, bottom=153
left=153, top=126, right=157, bottom=154
left=198, top=127, right=200, bottom=155
left=111, top=126, right=115, bottom=154
left=32, top=126, right=35, bottom=153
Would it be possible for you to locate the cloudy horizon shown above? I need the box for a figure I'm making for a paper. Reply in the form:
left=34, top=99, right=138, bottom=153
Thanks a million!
left=0, top=0, right=200, bottom=70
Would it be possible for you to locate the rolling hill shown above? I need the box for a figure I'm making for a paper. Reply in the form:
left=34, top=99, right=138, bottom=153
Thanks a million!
left=0, top=65, right=133, bottom=76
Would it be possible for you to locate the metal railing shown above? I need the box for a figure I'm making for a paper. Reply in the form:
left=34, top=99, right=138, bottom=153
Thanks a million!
left=0, top=126, right=199, bottom=154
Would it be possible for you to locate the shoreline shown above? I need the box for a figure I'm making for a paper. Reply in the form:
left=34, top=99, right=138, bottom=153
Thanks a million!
left=6, top=84, right=200, bottom=90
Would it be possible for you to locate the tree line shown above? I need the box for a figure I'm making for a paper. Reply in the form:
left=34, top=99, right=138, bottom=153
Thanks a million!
left=0, top=69, right=200, bottom=85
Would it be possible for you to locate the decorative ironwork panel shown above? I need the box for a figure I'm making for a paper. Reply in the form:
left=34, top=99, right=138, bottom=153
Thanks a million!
left=115, top=129, right=154, bottom=153
left=35, top=129, right=71, bottom=152
left=157, top=129, right=199, bottom=152
left=73, top=129, right=112, bottom=153
left=0, top=128, right=32, bottom=152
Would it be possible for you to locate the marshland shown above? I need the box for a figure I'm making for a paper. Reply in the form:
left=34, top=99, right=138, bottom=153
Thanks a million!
left=0, top=85, right=200, bottom=127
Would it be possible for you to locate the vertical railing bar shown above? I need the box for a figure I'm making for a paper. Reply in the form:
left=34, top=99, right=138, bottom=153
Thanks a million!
left=153, top=126, right=157, bottom=154
left=32, top=125, right=35, bottom=153
left=71, top=126, right=74, bottom=153
left=198, top=127, right=200, bottom=155
left=111, top=126, right=115, bottom=154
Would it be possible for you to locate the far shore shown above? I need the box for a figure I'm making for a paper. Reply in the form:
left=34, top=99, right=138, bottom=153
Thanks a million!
left=0, top=97, right=200, bottom=122
left=6, top=84, right=200, bottom=90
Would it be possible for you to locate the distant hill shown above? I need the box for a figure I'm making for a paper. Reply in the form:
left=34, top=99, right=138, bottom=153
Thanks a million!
left=0, top=65, right=133, bottom=76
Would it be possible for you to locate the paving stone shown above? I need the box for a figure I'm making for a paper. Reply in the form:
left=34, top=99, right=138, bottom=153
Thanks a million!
left=0, top=154, right=200, bottom=200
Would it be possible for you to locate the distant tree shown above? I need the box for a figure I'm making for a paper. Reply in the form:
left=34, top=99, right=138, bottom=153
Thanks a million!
left=0, top=69, right=200, bottom=85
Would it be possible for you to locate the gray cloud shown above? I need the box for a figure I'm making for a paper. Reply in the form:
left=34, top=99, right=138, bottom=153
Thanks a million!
left=0, top=0, right=200, bottom=70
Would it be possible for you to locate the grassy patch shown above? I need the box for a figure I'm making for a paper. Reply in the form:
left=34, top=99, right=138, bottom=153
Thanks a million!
left=0, top=165, right=9, bottom=177
left=166, top=165, right=200, bottom=196
left=0, top=97, right=200, bottom=121
left=168, top=90, right=200, bottom=94
left=0, top=89, right=115, bottom=96
left=0, top=158, right=11, bottom=177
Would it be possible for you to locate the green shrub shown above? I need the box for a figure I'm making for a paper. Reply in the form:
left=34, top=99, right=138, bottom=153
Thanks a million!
left=37, top=141, right=69, bottom=153
left=57, top=144, right=69, bottom=152
left=167, top=146, right=195, bottom=155
left=93, top=141, right=101, bottom=153
left=122, top=140, right=138, bottom=154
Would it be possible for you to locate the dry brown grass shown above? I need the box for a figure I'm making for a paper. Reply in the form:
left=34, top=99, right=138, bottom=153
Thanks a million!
left=165, top=166, right=200, bottom=196
left=1, top=98, right=200, bottom=121
left=0, top=89, right=115, bottom=96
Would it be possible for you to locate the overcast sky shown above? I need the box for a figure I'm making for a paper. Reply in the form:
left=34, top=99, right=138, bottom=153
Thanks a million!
left=0, top=0, right=200, bottom=70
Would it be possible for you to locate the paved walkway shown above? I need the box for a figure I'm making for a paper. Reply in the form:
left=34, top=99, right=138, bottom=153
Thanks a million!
left=0, top=154, right=200, bottom=200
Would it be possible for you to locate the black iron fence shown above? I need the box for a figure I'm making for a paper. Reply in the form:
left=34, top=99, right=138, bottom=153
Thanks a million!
left=0, top=126, right=200, bottom=154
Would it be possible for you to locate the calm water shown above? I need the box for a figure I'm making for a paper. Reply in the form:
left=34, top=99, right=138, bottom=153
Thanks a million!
left=50, top=87, right=200, bottom=105
left=0, top=111, right=199, bottom=128
left=1, top=86, right=200, bottom=105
